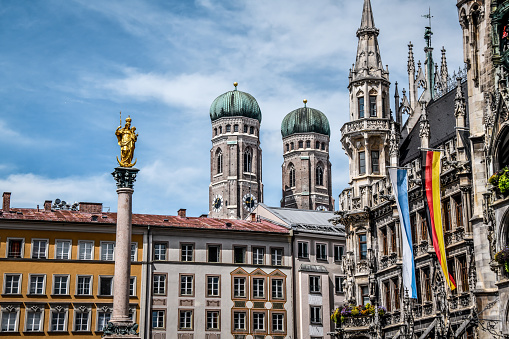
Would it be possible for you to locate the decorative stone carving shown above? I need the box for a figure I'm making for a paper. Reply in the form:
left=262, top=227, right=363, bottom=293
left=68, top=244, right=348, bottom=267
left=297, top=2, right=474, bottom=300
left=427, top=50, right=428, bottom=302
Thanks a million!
left=103, top=322, right=139, bottom=336
left=112, top=167, right=139, bottom=189
left=419, top=116, right=430, bottom=138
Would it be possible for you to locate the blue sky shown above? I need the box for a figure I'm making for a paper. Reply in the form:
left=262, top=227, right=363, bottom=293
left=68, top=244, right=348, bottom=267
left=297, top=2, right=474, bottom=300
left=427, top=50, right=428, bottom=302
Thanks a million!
left=0, top=0, right=463, bottom=216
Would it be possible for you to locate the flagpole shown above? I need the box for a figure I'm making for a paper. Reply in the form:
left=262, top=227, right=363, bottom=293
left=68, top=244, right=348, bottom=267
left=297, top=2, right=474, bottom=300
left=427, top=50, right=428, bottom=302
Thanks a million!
left=418, top=147, right=445, bottom=152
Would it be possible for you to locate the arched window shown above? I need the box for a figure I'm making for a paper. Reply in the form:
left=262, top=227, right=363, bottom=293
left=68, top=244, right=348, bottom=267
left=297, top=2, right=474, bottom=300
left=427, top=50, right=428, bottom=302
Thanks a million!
left=306, top=140, right=310, bottom=148
left=243, top=125, right=248, bottom=133
left=244, top=148, right=252, bottom=173
left=496, top=127, right=509, bottom=170
left=316, top=165, right=324, bottom=186
left=298, top=140, right=303, bottom=148
left=216, top=149, right=223, bottom=174
left=290, top=142, right=294, bottom=150
left=234, top=124, right=239, bottom=132
left=214, top=128, right=217, bottom=136
left=249, top=126, right=254, bottom=134
left=321, top=143, right=325, bottom=151
left=219, top=126, right=222, bottom=134
left=226, top=125, right=231, bottom=132
left=289, top=164, right=296, bottom=187
left=316, top=141, right=320, bottom=149
left=286, top=144, right=289, bottom=152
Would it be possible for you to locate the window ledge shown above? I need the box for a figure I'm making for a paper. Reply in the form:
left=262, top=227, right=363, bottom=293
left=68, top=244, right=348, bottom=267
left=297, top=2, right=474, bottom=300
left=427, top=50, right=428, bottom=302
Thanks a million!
left=97, top=294, right=113, bottom=297
left=1, top=293, right=22, bottom=297
left=74, top=294, right=93, bottom=297
left=51, top=294, right=70, bottom=297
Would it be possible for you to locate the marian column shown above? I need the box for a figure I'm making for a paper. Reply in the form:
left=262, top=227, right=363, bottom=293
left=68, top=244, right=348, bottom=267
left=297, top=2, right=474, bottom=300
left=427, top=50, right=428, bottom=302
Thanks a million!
left=105, top=115, right=140, bottom=338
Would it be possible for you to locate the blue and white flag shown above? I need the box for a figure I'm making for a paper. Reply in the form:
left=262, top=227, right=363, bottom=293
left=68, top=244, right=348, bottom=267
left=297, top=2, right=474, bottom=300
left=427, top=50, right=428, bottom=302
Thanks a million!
left=388, top=168, right=417, bottom=299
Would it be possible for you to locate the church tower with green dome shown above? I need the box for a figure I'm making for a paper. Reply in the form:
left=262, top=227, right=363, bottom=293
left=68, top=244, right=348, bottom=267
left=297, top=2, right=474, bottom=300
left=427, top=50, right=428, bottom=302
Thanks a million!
left=280, top=100, right=333, bottom=211
left=209, top=83, right=263, bottom=219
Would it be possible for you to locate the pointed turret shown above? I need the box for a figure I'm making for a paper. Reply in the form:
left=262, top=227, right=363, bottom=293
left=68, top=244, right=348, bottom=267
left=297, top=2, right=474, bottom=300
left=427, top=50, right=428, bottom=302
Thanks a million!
left=351, top=0, right=388, bottom=84
left=440, top=47, right=448, bottom=91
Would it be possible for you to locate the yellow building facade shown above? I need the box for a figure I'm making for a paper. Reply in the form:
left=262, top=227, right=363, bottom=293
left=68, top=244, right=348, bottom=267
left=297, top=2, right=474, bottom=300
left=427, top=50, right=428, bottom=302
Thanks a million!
left=0, top=197, right=146, bottom=337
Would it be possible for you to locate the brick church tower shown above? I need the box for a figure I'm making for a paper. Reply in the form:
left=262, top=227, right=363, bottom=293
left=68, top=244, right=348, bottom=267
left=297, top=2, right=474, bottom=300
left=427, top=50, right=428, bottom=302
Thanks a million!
left=209, top=83, right=263, bottom=219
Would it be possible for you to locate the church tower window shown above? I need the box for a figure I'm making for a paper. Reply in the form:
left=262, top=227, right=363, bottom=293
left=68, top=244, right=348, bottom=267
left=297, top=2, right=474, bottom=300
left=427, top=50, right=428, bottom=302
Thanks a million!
left=214, top=128, right=217, bottom=136
left=226, top=125, right=231, bottom=132
left=219, top=126, right=222, bottom=134
left=234, top=124, right=239, bottom=132
left=371, top=150, right=379, bottom=173
left=243, top=125, right=248, bottom=133
left=286, top=144, right=289, bottom=152
left=216, top=149, right=223, bottom=174
left=298, top=140, right=303, bottom=148
left=243, top=149, right=252, bottom=173
left=369, top=95, right=377, bottom=117
left=306, top=140, right=310, bottom=148
left=358, top=97, right=365, bottom=118
left=249, top=126, right=254, bottom=134
left=359, top=151, right=366, bottom=175
left=289, top=165, right=296, bottom=188
left=290, top=142, right=294, bottom=150
left=316, top=141, right=320, bottom=149
left=316, top=166, right=324, bottom=186
left=321, top=143, right=325, bottom=151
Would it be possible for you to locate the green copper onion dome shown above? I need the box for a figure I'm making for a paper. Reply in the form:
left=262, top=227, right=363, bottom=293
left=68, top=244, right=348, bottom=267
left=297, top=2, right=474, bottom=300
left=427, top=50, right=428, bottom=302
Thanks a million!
left=210, top=82, right=262, bottom=123
left=281, top=100, right=330, bottom=138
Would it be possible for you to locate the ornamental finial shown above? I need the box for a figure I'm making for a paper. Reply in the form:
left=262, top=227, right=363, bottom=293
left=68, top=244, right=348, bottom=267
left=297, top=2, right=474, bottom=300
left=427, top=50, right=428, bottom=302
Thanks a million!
left=303, top=99, right=308, bottom=107
left=233, top=82, right=238, bottom=90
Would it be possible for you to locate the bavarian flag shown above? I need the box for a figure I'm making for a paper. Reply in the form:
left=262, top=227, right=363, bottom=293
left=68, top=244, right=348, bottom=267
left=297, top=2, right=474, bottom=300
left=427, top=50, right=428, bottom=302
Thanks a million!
left=422, top=151, right=457, bottom=290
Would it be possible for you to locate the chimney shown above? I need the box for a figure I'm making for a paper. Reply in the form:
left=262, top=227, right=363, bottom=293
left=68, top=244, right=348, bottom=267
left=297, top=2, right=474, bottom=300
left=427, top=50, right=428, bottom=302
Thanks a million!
left=2, top=192, right=11, bottom=211
left=250, top=212, right=256, bottom=222
left=79, top=202, right=103, bottom=214
left=178, top=209, right=187, bottom=218
left=44, top=200, right=52, bottom=211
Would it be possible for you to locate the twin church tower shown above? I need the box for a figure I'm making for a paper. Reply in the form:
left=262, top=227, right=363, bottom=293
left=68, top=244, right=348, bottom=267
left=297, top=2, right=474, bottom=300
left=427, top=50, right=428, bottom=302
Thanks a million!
left=208, top=0, right=390, bottom=219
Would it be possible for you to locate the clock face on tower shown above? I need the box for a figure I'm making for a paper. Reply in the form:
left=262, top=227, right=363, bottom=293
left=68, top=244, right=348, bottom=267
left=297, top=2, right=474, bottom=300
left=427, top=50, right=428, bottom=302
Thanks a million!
left=316, top=205, right=328, bottom=211
left=243, top=193, right=257, bottom=211
left=212, top=195, right=223, bottom=212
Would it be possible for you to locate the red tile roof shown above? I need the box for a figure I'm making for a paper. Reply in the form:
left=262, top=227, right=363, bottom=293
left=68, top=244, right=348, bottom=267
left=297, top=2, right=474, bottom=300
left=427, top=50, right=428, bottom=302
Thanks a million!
left=0, top=208, right=289, bottom=234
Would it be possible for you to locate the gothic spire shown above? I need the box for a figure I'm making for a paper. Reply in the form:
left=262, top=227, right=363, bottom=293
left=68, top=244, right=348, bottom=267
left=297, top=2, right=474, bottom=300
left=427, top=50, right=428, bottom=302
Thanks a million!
left=440, top=47, right=448, bottom=89
left=351, top=0, right=387, bottom=84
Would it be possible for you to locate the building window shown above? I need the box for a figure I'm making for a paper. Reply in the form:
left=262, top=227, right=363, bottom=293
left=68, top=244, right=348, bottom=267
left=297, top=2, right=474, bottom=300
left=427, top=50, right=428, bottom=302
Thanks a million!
left=253, top=312, right=265, bottom=331
left=306, top=140, right=311, bottom=148
left=207, top=276, right=220, bottom=297
left=286, top=143, right=289, bottom=152
left=371, top=150, right=379, bottom=173
left=382, top=228, right=388, bottom=255
left=316, top=141, right=320, bottom=149
left=382, top=96, right=387, bottom=118
left=74, top=275, right=91, bottom=296
left=50, top=309, right=66, bottom=331
left=219, top=126, right=222, bottom=134
left=99, top=276, right=113, bottom=296
left=244, top=149, right=252, bottom=172
left=454, top=195, right=464, bottom=228
left=217, top=149, right=223, bottom=174
left=310, top=306, right=321, bottom=324
left=289, top=164, right=296, bottom=187
left=180, top=275, right=194, bottom=296
left=359, top=151, right=366, bottom=175
left=423, top=267, right=432, bottom=301
left=448, top=259, right=457, bottom=295
left=358, top=97, right=365, bottom=118
left=74, top=309, right=89, bottom=331
left=179, top=310, right=193, bottom=330
left=1, top=309, right=17, bottom=332
left=234, top=124, right=239, bottom=132
left=129, top=277, right=135, bottom=296
left=298, top=242, right=309, bottom=258
left=55, top=240, right=71, bottom=259
left=253, top=278, right=265, bottom=298
left=7, top=239, right=23, bottom=258
left=298, top=140, right=303, bottom=148
left=316, top=243, right=327, bottom=260
left=53, top=275, right=69, bottom=295
left=290, top=142, right=294, bottom=150
left=208, top=245, right=220, bottom=263
left=410, top=214, right=417, bottom=245
left=243, top=125, right=248, bottom=133
left=29, top=275, right=45, bottom=295
left=271, top=279, right=284, bottom=299
left=271, top=248, right=283, bottom=266
left=78, top=241, right=94, bottom=260
left=97, top=311, right=111, bottom=332
left=233, top=246, right=246, bottom=264
left=390, top=226, right=397, bottom=254
left=233, top=277, right=246, bottom=298
left=249, top=126, right=254, bottom=134
left=361, top=285, right=370, bottom=305
left=214, top=128, right=217, bottom=136
left=420, top=212, right=428, bottom=241
left=316, top=166, right=324, bottom=186
left=153, top=274, right=166, bottom=295
left=334, top=245, right=344, bottom=262
left=335, top=276, right=344, bottom=294
left=181, top=243, right=194, bottom=262
left=384, top=281, right=391, bottom=312
left=131, top=243, right=137, bottom=262
left=253, top=247, right=265, bottom=265
left=309, top=276, right=321, bottom=294
left=206, top=311, right=220, bottom=330
left=459, top=255, right=469, bottom=292
left=443, top=199, right=452, bottom=231
left=226, top=125, right=231, bottom=132
left=153, top=243, right=167, bottom=261
left=369, top=95, right=377, bottom=117
left=25, top=309, right=42, bottom=332
left=152, top=310, right=165, bottom=329
left=100, top=242, right=115, bottom=261
left=233, top=311, right=246, bottom=331
left=271, top=313, right=284, bottom=332
left=32, top=239, right=48, bottom=259
left=321, top=142, right=325, bottom=150
left=393, top=278, right=400, bottom=309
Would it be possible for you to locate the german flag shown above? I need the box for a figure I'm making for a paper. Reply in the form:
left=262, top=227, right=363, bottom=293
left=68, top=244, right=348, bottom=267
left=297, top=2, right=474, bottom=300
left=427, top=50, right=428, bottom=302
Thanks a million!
left=422, top=151, right=456, bottom=290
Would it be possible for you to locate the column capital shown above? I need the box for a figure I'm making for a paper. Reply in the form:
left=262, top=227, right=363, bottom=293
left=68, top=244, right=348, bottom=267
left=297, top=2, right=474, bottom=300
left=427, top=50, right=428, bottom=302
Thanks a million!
left=112, top=167, right=139, bottom=189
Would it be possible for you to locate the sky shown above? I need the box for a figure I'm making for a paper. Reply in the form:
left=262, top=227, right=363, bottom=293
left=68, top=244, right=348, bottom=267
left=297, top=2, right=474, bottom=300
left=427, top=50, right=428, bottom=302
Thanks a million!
left=0, top=0, right=464, bottom=216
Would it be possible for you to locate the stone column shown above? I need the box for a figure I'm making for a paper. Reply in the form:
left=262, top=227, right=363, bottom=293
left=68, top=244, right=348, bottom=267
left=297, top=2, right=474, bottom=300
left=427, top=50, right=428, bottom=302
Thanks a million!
left=104, top=167, right=140, bottom=338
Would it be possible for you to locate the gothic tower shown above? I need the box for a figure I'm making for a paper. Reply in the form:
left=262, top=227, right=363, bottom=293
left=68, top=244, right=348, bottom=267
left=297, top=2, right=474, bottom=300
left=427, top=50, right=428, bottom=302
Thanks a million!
left=341, top=0, right=391, bottom=199
left=209, top=83, right=263, bottom=219
left=280, top=100, right=333, bottom=211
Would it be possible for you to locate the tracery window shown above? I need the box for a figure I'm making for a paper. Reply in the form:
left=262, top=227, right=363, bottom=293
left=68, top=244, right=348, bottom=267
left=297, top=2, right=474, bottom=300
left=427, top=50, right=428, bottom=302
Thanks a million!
left=243, top=148, right=252, bottom=172
left=289, top=164, right=296, bottom=187
left=216, top=149, right=223, bottom=174
left=316, top=165, right=324, bottom=186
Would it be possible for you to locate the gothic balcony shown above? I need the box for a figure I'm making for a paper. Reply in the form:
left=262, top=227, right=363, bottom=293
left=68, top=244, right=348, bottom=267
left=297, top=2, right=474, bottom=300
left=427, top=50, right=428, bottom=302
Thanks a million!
left=340, top=118, right=391, bottom=139
left=448, top=293, right=472, bottom=311
left=341, top=315, right=374, bottom=329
